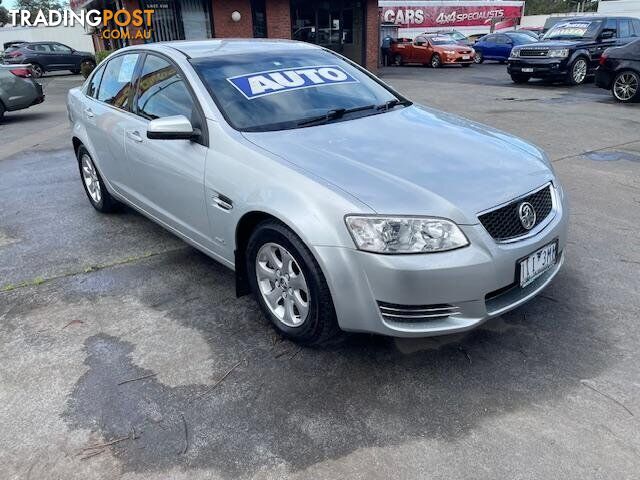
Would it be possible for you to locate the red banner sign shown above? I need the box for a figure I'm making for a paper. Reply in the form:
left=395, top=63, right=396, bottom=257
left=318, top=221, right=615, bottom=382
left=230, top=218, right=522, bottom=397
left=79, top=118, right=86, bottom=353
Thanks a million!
left=380, top=4, right=524, bottom=28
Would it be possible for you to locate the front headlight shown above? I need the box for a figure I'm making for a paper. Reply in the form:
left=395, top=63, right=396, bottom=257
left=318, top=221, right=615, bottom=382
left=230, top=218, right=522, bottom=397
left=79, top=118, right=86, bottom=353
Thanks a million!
left=511, top=49, right=520, bottom=58
left=548, top=48, right=569, bottom=58
left=345, top=216, right=469, bottom=254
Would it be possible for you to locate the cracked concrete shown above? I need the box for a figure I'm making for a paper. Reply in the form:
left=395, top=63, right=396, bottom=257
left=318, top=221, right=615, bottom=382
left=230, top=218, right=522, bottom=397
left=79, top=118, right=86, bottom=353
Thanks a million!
left=1, top=67, right=639, bottom=479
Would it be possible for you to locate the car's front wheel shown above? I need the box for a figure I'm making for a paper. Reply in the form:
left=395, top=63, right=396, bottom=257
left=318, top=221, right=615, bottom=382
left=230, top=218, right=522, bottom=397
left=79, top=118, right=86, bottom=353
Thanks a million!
left=567, top=57, right=588, bottom=85
left=473, top=51, right=484, bottom=64
left=611, top=70, right=640, bottom=103
left=511, top=74, right=530, bottom=84
left=431, top=54, right=442, bottom=68
left=247, top=220, right=340, bottom=345
left=77, top=146, right=120, bottom=213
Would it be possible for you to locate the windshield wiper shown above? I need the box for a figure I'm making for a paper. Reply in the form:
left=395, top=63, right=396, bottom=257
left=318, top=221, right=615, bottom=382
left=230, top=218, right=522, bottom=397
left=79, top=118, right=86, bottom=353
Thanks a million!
left=297, top=104, right=376, bottom=127
left=376, top=98, right=412, bottom=111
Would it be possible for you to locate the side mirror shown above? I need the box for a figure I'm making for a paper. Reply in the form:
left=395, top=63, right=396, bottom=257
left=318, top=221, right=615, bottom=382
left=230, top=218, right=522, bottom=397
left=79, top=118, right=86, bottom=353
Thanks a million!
left=600, top=30, right=615, bottom=40
left=147, top=115, right=200, bottom=140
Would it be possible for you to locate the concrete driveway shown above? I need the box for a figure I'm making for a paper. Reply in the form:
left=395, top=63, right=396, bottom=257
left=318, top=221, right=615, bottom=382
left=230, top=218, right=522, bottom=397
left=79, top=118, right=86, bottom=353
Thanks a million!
left=1, top=67, right=639, bottom=479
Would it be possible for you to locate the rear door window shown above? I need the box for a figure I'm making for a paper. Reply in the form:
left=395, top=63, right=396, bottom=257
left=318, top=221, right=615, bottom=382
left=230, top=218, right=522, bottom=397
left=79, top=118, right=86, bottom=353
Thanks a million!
left=97, top=53, right=140, bottom=110
left=603, top=18, right=618, bottom=38
left=134, top=54, right=196, bottom=121
left=632, top=19, right=640, bottom=36
left=86, top=64, right=105, bottom=98
left=619, top=20, right=632, bottom=39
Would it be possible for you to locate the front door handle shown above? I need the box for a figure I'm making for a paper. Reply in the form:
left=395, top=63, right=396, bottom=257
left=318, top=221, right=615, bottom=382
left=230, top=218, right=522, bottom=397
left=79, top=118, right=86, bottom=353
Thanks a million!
left=84, top=108, right=94, bottom=118
left=126, top=131, right=143, bottom=143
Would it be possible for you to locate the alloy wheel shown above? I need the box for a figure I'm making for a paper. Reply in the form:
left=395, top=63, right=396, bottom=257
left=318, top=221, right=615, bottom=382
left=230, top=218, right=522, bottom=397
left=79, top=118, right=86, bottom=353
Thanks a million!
left=255, top=242, right=310, bottom=328
left=473, top=52, right=483, bottom=64
left=572, top=59, right=587, bottom=84
left=81, top=154, right=102, bottom=204
left=31, top=64, right=43, bottom=78
left=431, top=55, right=441, bottom=68
left=613, top=72, right=638, bottom=102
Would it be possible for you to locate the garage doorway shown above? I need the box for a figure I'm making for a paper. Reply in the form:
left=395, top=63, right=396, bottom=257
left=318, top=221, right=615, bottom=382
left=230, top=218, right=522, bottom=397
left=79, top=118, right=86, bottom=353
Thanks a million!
left=291, top=0, right=365, bottom=66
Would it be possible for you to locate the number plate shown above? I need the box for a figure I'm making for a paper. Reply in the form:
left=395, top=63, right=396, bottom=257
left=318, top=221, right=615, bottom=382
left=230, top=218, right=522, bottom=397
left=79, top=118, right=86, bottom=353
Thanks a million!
left=522, top=67, right=534, bottom=73
left=462, top=55, right=470, bottom=60
left=519, top=242, right=557, bottom=288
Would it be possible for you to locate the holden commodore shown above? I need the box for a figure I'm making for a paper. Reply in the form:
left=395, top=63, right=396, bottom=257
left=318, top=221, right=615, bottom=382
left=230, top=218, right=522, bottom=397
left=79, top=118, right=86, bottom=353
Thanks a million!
left=67, top=40, right=567, bottom=345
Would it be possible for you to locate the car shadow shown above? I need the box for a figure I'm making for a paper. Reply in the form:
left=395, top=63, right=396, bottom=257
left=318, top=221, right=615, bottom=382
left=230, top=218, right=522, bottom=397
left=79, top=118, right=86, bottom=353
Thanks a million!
left=54, top=244, right=610, bottom=477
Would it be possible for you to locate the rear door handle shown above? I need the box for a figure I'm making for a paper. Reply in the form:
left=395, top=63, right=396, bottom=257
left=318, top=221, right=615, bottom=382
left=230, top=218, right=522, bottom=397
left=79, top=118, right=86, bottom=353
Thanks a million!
left=126, top=131, right=143, bottom=143
left=84, top=108, right=94, bottom=118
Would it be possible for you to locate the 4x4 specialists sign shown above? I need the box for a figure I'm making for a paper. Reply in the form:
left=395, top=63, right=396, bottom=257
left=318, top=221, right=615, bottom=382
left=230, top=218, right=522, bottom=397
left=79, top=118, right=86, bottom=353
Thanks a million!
left=379, top=0, right=525, bottom=38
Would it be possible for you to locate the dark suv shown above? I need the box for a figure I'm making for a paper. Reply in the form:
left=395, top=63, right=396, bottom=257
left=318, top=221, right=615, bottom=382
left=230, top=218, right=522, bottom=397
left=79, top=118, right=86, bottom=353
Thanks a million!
left=507, top=16, right=640, bottom=85
left=2, top=42, right=95, bottom=78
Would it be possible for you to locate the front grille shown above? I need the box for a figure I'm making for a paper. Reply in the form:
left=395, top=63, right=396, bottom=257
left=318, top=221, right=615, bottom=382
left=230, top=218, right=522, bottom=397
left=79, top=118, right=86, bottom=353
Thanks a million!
left=478, top=184, right=554, bottom=241
left=378, top=301, right=460, bottom=323
left=519, top=48, right=549, bottom=57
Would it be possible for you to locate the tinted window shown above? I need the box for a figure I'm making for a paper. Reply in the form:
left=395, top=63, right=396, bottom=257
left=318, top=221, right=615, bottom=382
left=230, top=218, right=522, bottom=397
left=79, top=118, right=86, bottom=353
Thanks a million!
left=620, top=20, right=632, bottom=38
left=603, top=18, right=618, bottom=37
left=51, top=43, right=72, bottom=53
left=634, top=20, right=640, bottom=36
left=86, top=65, right=105, bottom=98
left=543, top=20, right=603, bottom=40
left=191, top=49, right=399, bottom=132
left=495, top=35, right=509, bottom=44
left=483, top=35, right=495, bottom=43
left=135, top=54, right=196, bottom=121
left=97, top=53, right=139, bottom=110
left=28, top=44, right=51, bottom=52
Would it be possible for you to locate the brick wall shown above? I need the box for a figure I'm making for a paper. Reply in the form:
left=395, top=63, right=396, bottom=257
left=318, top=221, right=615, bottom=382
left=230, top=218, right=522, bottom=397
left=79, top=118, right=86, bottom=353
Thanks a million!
left=364, top=0, right=379, bottom=71
left=265, top=0, right=291, bottom=39
left=213, top=0, right=254, bottom=37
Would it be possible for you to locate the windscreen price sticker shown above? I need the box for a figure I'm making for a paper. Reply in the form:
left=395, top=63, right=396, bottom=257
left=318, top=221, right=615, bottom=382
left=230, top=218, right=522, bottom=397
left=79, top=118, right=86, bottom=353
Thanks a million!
left=227, top=65, right=359, bottom=99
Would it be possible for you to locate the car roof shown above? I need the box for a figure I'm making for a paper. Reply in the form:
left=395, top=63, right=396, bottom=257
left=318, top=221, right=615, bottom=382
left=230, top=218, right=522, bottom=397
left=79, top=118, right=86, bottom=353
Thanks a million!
left=121, top=39, right=320, bottom=59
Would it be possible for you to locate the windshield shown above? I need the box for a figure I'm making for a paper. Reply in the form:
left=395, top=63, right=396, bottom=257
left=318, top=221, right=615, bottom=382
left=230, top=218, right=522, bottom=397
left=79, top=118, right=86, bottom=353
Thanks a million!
left=191, top=49, right=402, bottom=132
left=543, top=20, right=602, bottom=40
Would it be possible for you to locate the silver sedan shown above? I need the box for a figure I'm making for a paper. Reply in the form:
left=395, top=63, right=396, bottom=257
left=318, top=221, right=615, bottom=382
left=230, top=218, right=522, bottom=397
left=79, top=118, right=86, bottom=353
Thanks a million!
left=67, top=40, right=568, bottom=345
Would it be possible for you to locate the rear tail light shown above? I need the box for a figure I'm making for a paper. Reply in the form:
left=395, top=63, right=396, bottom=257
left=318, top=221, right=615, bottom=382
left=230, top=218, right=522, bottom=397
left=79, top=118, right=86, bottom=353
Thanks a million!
left=599, top=54, right=608, bottom=66
left=10, top=68, right=32, bottom=78
left=8, top=51, right=22, bottom=58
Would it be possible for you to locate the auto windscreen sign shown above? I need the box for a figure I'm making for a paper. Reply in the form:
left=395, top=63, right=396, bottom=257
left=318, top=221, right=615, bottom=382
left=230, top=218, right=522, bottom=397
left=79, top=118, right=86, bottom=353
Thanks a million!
left=227, top=65, right=359, bottom=99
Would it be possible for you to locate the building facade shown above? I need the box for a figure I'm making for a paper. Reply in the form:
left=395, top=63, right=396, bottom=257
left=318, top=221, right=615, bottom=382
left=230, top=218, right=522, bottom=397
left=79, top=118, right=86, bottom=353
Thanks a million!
left=74, top=0, right=379, bottom=70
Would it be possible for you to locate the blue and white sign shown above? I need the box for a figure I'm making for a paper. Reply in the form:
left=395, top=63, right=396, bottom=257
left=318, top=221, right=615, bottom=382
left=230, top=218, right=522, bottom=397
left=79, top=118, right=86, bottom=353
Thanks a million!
left=227, top=65, right=359, bottom=99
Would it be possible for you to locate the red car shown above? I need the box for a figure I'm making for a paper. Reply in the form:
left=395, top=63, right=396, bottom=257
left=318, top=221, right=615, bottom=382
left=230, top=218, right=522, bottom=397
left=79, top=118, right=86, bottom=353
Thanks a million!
left=391, top=35, right=475, bottom=68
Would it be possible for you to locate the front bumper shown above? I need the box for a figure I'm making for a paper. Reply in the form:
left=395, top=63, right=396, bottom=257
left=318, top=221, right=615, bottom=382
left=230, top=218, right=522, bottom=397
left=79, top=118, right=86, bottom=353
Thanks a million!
left=443, top=53, right=474, bottom=65
left=508, top=58, right=571, bottom=78
left=314, top=183, right=568, bottom=337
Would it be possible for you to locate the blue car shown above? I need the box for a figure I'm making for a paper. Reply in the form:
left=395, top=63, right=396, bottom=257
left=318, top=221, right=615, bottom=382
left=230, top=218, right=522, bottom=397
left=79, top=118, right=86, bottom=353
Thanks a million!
left=473, top=32, right=537, bottom=64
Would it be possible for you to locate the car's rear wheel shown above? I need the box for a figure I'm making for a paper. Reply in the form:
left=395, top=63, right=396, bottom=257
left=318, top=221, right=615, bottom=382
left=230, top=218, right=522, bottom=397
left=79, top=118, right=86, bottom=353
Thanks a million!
left=611, top=70, right=640, bottom=103
left=473, top=51, right=484, bottom=64
left=30, top=63, right=44, bottom=79
left=393, top=54, right=403, bottom=66
left=247, top=220, right=340, bottom=346
left=0, top=101, right=5, bottom=120
left=77, top=146, right=120, bottom=213
left=567, top=57, right=588, bottom=85
left=431, top=54, right=442, bottom=68
left=511, top=74, right=530, bottom=84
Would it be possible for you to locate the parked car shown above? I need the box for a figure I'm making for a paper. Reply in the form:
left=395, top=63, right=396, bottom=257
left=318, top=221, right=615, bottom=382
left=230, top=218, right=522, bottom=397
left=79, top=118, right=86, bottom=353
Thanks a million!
left=519, top=27, right=544, bottom=36
left=0, top=64, right=45, bottom=119
left=67, top=40, right=567, bottom=345
left=473, top=32, right=537, bottom=64
left=391, top=35, right=475, bottom=67
left=2, top=42, right=95, bottom=78
left=517, top=29, right=540, bottom=40
left=596, top=38, right=640, bottom=103
left=433, top=29, right=473, bottom=46
left=508, top=17, right=640, bottom=85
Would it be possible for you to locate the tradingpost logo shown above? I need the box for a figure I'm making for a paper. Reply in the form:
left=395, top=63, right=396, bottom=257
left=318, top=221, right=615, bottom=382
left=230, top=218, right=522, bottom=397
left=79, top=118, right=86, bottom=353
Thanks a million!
left=7, top=8, right=155, bottom=41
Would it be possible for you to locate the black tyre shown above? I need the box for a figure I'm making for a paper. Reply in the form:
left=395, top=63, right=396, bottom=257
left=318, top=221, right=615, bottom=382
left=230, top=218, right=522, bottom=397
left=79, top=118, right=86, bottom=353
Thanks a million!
left=611, top=70, right=640, bottom=103
left=0, top=101, right=5, bottom=120
left=567, top=57, right=588, bottom=85
left=30, top=63, right=44, bottom=78
left=247, top=220, right=340, bottom=346
left=511, top=74, right=530, bottom=84
left=473, top=51, right=484, bottom=64
left=393, top=54, right=403, bottom=66
left=431, top=54, right=442, bottom=68
left=77, top=146, right=120, bottom=213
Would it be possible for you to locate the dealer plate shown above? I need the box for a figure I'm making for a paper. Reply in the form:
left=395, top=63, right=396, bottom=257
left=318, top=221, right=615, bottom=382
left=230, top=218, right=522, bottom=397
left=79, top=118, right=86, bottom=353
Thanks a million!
left=519, top=242, right=557, bottom=288
left=522, top=67, right=534, bottom=73
left=462, top=55, right=470, bottom=60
